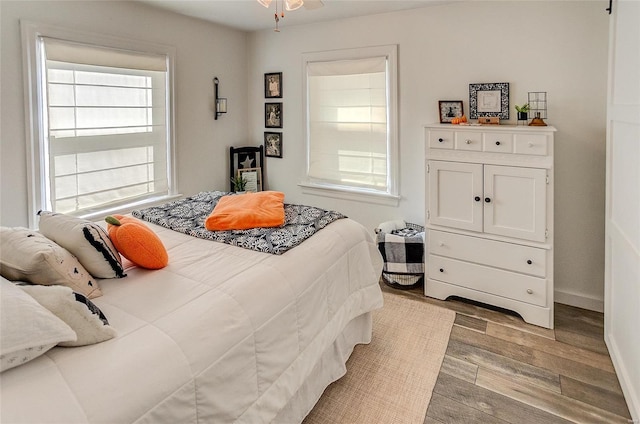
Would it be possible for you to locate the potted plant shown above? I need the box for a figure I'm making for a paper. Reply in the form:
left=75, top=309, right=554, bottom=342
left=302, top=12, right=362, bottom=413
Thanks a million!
left=515, top=103, right=530, bottom=121
left=230, top=175, right=247, bottom=193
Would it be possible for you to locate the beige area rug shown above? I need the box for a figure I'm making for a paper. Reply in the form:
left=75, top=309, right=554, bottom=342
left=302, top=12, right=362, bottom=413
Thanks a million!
left=304, top=291, right=456, bottom=424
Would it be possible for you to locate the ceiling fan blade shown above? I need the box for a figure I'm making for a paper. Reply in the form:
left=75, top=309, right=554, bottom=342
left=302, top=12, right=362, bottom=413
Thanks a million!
left=303, top=0, right=324, bottom=10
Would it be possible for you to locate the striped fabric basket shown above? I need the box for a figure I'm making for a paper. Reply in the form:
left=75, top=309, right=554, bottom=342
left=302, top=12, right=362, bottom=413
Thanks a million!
left=375, top=221, right=425, bottom=290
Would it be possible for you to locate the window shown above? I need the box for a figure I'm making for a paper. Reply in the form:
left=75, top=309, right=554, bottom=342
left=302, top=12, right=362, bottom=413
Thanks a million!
left=22, top=22, right=176, bottom=227
left=302, top=45, right=398, bottom=204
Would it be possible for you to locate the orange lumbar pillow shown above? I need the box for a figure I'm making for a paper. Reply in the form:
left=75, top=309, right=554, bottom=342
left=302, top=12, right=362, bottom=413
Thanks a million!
left=105, top=215, right=168, bottom=269
left=205, top=191, right=286, bottom=231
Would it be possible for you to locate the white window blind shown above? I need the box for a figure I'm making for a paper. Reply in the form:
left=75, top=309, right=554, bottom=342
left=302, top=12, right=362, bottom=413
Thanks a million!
left=306, top=55, right=390, bottom=193
left=40, top=36, right=170, bottom=216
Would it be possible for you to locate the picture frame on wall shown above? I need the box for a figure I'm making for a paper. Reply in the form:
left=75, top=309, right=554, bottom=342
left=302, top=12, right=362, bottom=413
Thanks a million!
left=438, top=100, right=464, bottom=123
left=264, top=72, right=282, bottom=98
left=265, top=102, right=283, bottom=128
left=469, top=82, right=510, bottom=119
left=264, top=132, right=283, bottom=158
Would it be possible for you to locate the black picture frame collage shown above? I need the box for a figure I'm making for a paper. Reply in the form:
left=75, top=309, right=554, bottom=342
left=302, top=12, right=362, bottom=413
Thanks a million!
left=264, top=72, right=283, bottom=158
left=439, top=82, right=510, bottom=124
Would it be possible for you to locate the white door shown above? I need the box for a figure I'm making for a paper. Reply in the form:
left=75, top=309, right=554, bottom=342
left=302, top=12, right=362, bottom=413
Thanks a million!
left=604, top=0, right=640, bottom=420
left=483, top=165, right=547, bottom=242
left=428, top=161, right=482, bottom=232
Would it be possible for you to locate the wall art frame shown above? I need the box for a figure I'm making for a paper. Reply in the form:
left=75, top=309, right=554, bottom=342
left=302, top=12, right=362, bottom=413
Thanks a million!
left=469, top=82, right=510, bottom=120
left=265, top=102, right=283, bottom=128
left=438, top=100, right=464, bottom=123
left=264, top=72, right=282, bottom=98
left=264, top=132, right=283, bottom=158
left=238, top=167, right=262, bottom=192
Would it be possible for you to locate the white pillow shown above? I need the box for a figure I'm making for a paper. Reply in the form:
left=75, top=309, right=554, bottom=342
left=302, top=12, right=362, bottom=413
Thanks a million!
left=0, top=277, right=77, bottom=372
left=38, top=211, right=125, bottom=279
left=21, top=285, right=116, bottom=347
left=0, top=227, right=102, bottom=299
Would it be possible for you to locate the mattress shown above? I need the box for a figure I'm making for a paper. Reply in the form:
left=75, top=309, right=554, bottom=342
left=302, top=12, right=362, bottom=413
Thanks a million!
left=0, top=218, right=384, bottom=423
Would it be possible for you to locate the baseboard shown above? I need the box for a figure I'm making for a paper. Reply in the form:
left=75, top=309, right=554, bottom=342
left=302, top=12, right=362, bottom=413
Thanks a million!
left=605, top=333, right=640, bottom=423
left=554, top=289, right=604, bottom=312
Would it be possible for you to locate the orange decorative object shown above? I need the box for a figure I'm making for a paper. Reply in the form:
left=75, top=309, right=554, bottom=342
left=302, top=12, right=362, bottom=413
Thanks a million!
left=205, top=191, right=286, bottom=231
left=460, top=115, right=467, bottom=123
left=105, top=215, right=168, bottom=269
left=451, top=117, right=461, bottom=125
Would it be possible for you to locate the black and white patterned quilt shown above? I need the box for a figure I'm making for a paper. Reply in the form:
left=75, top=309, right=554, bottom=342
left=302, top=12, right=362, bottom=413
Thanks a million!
left=131, top=191, right=346, bottom=255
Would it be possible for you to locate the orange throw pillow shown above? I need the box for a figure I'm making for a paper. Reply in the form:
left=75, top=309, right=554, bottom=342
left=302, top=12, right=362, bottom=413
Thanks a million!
left=105, top=215, right=168, bottom=269
left=205, top=191, right=286, bottom=231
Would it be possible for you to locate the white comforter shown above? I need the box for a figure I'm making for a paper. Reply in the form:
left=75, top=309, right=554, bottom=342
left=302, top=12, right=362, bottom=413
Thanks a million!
left=0, top=218, right=383, bottom=423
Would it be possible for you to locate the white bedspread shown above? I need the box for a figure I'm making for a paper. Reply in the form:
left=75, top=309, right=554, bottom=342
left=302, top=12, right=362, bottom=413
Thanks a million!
left=0, top=218, right=383, bottom=423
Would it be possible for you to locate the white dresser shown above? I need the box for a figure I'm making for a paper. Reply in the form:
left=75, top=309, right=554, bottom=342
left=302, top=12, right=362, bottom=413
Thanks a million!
left=425, top=124, right=556, bottom=328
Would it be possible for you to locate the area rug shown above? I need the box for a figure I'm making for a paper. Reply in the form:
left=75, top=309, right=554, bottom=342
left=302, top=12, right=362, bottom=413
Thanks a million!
left=304, top=291, right=456, bottom=424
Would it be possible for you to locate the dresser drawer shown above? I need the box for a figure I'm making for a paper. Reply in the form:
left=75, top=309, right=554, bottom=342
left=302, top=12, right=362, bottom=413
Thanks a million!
left=428, top=255, right=547, bottom=306
left=483, top=132, right=513, bottom=153
left=514, top=133, right=548, bottom=156
left=454, top=131, right=482, bottom=151
left=429, top=130, right=454, bottom=149
left=428, top=230, right=546, bottom=277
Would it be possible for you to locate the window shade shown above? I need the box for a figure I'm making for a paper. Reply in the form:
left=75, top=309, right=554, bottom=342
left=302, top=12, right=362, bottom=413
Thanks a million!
left=42, top=37, right=167, bottom=71
left=307, top=56, right=388, bottom=192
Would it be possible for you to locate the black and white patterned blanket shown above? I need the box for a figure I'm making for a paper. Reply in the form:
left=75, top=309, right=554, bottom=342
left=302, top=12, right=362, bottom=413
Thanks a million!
left=376, top=224, right=425, bottom=275
left=131, top=191, right=346, bottom=255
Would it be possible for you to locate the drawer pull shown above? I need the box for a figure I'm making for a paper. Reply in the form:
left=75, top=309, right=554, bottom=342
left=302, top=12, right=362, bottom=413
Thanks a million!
left=474, top=196, right=481, bottom=202
left=528, top=142, right=534, bottom=147
left=439, top=241, right=445, bottom=247
left=527, top=260, right=533, bottom=265
left=485, top=197, right=491, bottom=203
left=439, top=268, right=444, bottom=273
left=465, top=139, right=472, bottom=144
left=438, top=138, right=444, bottom=143
left=495, top=141, right=501, bottom=146
left=526, top=289, right=533, bottom=294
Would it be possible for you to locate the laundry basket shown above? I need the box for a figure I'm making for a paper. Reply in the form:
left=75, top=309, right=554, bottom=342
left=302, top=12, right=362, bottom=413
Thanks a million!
left=375, top=220, right=425, bottom=289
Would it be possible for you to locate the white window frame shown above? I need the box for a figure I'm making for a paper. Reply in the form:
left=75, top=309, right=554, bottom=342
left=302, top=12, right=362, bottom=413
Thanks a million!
left=21, top=20, right=177, bottom=228
left=300, top=45, right=399, bottom=206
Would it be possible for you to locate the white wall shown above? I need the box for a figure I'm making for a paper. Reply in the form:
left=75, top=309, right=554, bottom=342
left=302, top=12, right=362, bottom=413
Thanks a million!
left=0, top=0, right=249, bottom=228
left=247, top=1, right=609, bottom=310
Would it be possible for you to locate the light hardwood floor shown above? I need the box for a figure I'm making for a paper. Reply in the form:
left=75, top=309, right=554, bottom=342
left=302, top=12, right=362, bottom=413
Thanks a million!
left=379, top=283, right=633, bottom=424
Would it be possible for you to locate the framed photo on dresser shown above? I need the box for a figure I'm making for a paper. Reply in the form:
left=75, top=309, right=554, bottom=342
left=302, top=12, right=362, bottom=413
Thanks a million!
left=438, top=100, right=464, bottom=123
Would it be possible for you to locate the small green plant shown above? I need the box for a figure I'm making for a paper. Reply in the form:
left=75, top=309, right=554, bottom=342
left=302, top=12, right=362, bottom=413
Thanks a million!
left=230, top=175, right=247, bottom=192
left=515, top=103, right=530, bottom=113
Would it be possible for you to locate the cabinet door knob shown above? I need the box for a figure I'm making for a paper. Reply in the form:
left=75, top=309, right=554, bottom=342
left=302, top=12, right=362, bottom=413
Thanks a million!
left=465, top=139, right=472, bottom=144
left=439, top=268, right=444, bottom=273
left=438, top=241, right=445, bottom=247
left=438, top=138, right=444, bottom=143
left=485, top=197, right=491, bottom=203
left=527, top=259, right=533, bottom=265
left=495, top=141, right=501, bottom=146
left=527, top=289, right=533, bottom=294
left=474, top=196, right=481, bottom=202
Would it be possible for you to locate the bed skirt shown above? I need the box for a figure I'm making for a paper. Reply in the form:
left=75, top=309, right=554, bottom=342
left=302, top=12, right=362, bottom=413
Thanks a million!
left=275, top=312, right=373, bottom=423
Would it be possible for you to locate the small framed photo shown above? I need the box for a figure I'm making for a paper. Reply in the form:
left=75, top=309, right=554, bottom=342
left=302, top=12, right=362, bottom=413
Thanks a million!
left=469, top=82, right=510, bottom=119
left=265, top=102, right=282, bottom=128
left=264, top=72, right=282, bottom=98
left=439, top=100, right=464, bottom=123
left=238, top=167, right=262, bottom=192
left=264, top=132, right=283, bottom=158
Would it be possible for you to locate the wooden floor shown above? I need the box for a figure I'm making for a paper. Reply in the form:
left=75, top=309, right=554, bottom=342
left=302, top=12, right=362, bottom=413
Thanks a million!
left=379, top=283, right=633, bottom=424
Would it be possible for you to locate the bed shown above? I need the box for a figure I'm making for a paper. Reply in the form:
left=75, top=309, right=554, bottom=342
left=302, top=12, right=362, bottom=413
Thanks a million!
left=0, top=193, right=384, bottom=423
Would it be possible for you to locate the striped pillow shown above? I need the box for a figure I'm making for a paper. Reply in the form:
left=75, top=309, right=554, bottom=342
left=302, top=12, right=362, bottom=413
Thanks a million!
left=38, top=211, right=125, bottom=279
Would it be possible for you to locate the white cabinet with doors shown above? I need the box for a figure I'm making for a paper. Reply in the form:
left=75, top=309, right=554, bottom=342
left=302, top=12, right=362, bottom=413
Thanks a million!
left=425, top=124, right=556, bottom=328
